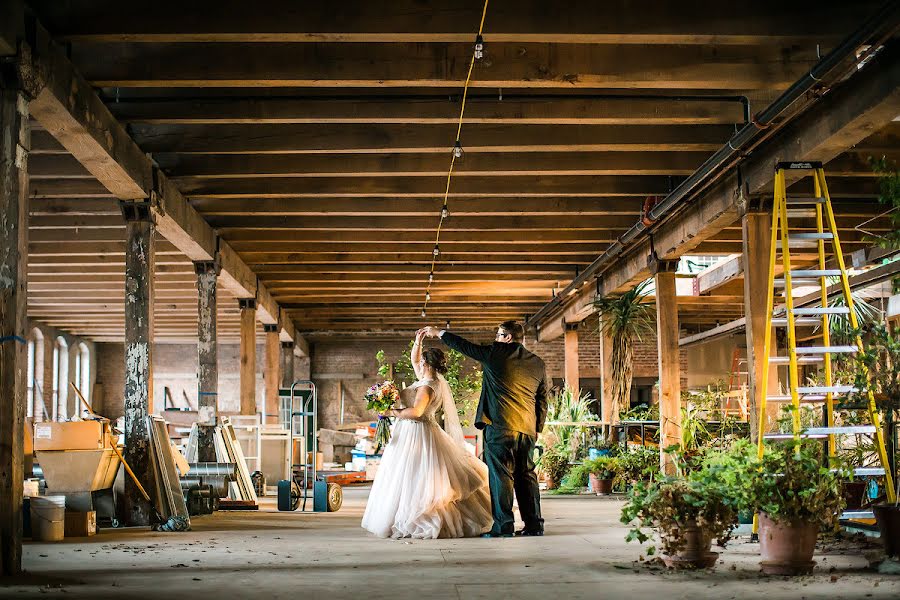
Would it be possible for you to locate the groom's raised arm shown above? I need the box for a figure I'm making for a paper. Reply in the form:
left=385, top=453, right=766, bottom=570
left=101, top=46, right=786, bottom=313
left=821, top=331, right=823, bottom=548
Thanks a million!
left=439, top=331, right=492, bottom=363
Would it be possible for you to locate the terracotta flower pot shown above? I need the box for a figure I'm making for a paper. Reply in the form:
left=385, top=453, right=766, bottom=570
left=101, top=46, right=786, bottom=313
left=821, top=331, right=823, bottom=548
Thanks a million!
left=544, top=476, right=559, bottom=490
left=873, top=504, right=900, bottom=558
left=661, top=521, right=718, bottom=570
left=758, top=513, right=818, bottom=575
left=589, top=474, right=613, bottom=495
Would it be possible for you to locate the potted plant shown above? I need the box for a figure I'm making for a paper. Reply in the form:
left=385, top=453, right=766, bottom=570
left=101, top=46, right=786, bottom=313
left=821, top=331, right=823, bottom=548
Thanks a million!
left=727, top=438, right=846, bottom=575
left=595, top=281, right=654, bottom=439
left=618, top=445, right=661, bottom=488
left=586, top=456, right=620, bottom=495
left=850, top=323, right=900, bottom=557
left=621, top=462, right=738, bottom=570
left=537, top=446, right=570, bottom=491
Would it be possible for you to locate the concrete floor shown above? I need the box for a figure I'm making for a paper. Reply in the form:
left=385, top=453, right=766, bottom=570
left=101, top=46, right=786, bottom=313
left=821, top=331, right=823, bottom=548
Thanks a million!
left=4, top=488, right=899, bottom=599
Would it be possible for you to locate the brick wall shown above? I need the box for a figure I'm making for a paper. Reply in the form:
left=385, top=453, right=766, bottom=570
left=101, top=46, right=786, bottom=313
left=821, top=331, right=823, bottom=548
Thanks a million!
left=94, top=341, right=309, bottom=419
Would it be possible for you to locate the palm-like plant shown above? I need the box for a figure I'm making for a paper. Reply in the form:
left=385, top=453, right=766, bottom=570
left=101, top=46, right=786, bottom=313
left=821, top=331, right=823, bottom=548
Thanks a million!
left=595, top=280, right=654, bottom=434
left=544, top=385, right=598, bottom=457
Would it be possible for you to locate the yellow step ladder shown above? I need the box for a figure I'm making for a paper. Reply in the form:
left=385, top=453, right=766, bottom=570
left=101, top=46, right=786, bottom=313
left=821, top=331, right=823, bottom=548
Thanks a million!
left=755, top=161, right=895, bottom=520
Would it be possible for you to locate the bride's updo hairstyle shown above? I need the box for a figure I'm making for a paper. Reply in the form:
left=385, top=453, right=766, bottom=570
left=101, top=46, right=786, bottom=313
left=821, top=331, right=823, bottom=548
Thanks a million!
left=422, top=348, right=449, bottom=374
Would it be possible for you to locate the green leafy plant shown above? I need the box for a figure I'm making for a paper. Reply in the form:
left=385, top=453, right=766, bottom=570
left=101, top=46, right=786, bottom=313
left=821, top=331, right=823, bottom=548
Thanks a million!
left=586, top=456, right=621, bottom=479
left=376, top=343, right=481, bottom=427
left=542, top=385, right=598, bottom=459
left=620, top=467, right=739, bottom=556
left=722, top=439, right=848, bottom=527
left=595, top=281, right=654, bottom=433
left=619, top=402, right=659, bottom=422
left=537, top=447, right=570, bottom=490
left=617, top=445, right=661, bottom=485
left=555, top=462, right=592, bottom=495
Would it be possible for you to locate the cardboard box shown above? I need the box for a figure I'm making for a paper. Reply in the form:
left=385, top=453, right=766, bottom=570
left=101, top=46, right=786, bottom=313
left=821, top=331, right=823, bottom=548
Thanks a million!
left=64, top=511, right=96, bottom=537
left=33, top=421, right=109, bottom=451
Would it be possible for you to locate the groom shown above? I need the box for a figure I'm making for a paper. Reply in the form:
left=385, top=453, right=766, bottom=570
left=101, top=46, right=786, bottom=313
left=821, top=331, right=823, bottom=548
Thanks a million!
left=423, top=321, right=551, bottom=537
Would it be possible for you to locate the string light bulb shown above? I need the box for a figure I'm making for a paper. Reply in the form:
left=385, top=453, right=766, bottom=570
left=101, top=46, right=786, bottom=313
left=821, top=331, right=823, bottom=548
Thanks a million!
left=445, top=320, right=451, bottom=330
left=428, top=272, right=434, bottom=284
left=433, top=244, right=441, bottom=257
left=441, top=204, right=450, bottom=219
left=452, top=141, right=464, bottom=159
left=421, top=309, right=427, bottom=318
left=425, top=291, right=431, bottom=301
left=474, top=35, right=484, bottom=60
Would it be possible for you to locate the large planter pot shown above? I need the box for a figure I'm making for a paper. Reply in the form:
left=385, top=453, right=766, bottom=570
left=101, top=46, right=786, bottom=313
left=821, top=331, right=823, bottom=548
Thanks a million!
left=544, top=476, right=559, bottom=490
left=758, top=513, right=818, bottom=575
left=842, top=481, right=866, bottom=510
left=589, top=474, right=613, bottom=495
left=873, top=504, right=900, bottom=558
left=660, top=521, right=718, bottom=570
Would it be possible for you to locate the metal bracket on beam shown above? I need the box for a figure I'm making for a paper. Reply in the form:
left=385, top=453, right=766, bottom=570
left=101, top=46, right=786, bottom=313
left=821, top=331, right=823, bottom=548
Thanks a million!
left=565, top=322, right=579, bottom=332
left=263, top=324, right=278, bottom=333
left=193, top=260, right=221, bottom=276
left=238, top=298, right=256, bottom=310
left=281, top=341, right=294, bottom=349
left=648, top=252, right=679, bottom=275
left=119, top=201, right=152, bottom=223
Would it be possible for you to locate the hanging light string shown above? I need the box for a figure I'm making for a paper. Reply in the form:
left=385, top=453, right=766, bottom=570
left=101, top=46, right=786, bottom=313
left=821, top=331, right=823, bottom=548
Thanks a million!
left=422, top=0, right=490, bottom=319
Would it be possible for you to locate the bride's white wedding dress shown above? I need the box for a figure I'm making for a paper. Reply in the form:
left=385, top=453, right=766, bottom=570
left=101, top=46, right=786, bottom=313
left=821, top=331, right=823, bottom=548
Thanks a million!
left=361, top=376, right=493, bottom=539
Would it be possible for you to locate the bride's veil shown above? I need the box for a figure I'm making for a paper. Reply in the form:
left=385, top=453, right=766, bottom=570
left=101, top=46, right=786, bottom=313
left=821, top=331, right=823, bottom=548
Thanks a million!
left=436, top=375, right=468, bottom=450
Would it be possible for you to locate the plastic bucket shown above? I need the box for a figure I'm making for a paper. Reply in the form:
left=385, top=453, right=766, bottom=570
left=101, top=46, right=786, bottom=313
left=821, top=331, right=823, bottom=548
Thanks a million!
left=30, top=495, right=65, bottom=542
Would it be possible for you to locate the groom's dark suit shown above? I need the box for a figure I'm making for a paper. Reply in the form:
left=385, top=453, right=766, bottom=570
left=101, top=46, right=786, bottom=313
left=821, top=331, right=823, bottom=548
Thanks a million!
left=440, top=331, right=551, bottom=535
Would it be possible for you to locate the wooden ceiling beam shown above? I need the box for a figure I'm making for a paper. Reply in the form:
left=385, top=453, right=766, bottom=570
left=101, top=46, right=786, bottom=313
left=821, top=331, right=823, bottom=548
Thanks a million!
left=28, top=0, right=873, bottom=45
left=73, top=42, right=816, bottom=90
left=130, top=123, right=733, bottom=154
left=204, top=215, right=650, bottom=230
left=109, top=97, right=745, bottom=126
left=154, top=151, right=710, bottom=179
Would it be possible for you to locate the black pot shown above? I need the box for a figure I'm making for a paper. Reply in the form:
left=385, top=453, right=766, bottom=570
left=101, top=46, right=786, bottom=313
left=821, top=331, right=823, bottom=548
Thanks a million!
left=873, top=504, right=900, bottom=558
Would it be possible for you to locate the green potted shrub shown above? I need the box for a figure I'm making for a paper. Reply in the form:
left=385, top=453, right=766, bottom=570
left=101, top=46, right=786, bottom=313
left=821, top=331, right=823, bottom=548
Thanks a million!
left=586, top=456, right=620, bottom=495
left=849, top=323, right=900, bottom=557
left=620, top=462, right=738, bottom=570
left=537, top=446, right=570, bottom=491
left=728, top=439, right=847, bottom=575
left=618, top=445, right=661, bottom=488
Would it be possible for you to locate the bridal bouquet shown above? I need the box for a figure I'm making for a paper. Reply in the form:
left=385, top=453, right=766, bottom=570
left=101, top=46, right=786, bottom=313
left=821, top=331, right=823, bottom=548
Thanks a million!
left=365, top=381, right=400, bottom=450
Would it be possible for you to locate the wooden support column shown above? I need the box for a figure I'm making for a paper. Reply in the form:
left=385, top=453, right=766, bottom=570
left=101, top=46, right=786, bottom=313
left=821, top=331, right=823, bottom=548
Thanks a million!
left=743, top=207, right=779, bottom=441
left=121, top=201, right=155, bottom=526
left=653, top=259, right=680, bottom=475
left=238, top=299, right=257, bottom=417
left=599, top=313, right=615, bottom=430
left=0, top=67, right=28, bottom=576
left=194, top=261, right=219, bottom=462
left=564, top=323, right=579, bottom=394
left=264, top=324, right=281, bottom=424
left=281, top=341, right=295, bottom=388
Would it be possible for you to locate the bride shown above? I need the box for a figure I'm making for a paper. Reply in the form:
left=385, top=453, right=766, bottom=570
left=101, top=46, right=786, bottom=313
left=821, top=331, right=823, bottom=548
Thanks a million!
left=361, top=329, right=492, bottom=539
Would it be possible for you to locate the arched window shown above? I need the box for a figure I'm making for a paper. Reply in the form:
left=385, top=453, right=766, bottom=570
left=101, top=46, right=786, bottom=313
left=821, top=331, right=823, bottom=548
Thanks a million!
left=52, top=337, right=69, bottom=421
left=73, top=343, right=90, bottom=416
left=29, top=329, right=45, bottom=421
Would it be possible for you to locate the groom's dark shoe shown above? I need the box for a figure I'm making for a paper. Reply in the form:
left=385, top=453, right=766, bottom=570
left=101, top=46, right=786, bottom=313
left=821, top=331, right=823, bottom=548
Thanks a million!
left=480, top=531, right=513, bottom=538
left=514, top=528, right=544, bottom=537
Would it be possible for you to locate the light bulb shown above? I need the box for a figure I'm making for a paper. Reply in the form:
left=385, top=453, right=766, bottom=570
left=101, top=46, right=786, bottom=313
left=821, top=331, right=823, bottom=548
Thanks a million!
left=452, top=141, right=463, bottom=159
left=428, top=272, right=434, bottom=284
left=421, top=309, right=427, bottom=318
left=425, top=292, right=431, bottom=301
left=441, top=204, right=449, bottom=219
left=433, top=245, right=440, bottom=257
left=445, top=320, right=451, bottom=330
left=474, top=35, right=484, bottom=60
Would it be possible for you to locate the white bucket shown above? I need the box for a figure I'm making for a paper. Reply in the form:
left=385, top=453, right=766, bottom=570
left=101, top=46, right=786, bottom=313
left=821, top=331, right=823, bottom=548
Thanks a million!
left=30, top=495, right=66, bottom=542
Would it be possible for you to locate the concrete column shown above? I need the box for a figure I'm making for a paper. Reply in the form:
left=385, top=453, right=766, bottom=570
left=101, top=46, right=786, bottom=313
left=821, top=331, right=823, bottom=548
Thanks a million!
left=743, top=208, right=779, bottom=442
left=564, top=323, right=579, bottom=394
left=238, top=299, right=257, bottom=417
left=122, top=201, right=155, bottom=526
left=194, top=261, right=219, bottom=462
left=194, top=261, right=219, bottom=424
left=281, top=341, right=295, bottom=388
left=654, top=261, right=680, bottom=475
left=0, top=76, right=28, bottom=576
left=264, top=324, right=281, bottom=424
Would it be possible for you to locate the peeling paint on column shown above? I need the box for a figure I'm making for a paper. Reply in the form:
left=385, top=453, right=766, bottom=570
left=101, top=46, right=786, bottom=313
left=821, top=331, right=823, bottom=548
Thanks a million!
left=123, top=216, right=154, bottom=527
left=195, top=263, right=218, bottom=428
